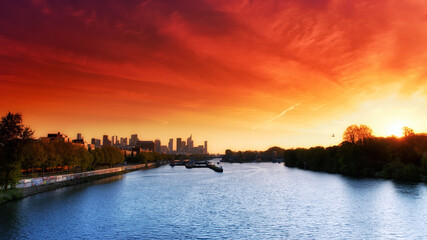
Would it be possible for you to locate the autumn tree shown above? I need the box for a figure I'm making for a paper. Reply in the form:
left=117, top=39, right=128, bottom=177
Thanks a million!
left=342, top=124, right=373, bottom=144
left=402, top=126, right=415, bottom=137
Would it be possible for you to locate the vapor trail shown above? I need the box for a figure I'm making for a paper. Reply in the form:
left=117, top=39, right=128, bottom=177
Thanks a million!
left=252, top=103, right=301, bottom=130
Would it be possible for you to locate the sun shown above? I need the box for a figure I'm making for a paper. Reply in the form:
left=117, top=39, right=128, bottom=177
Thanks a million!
left=387, top=123, right=404, bottom=137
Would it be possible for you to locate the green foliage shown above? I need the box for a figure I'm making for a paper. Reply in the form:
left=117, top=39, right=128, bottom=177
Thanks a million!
left=284, top=133, right=427, bottom=181
left=100, top=146, right=124, bottom=167
left=379, top=161, right=420, bottom=180
left=0, top=112, right=34, bottom=189
left=0, top=188, right=23, bottom=203
left=0, top=112, right=131, bottom=189
left=21, top=141, right=47, bottom=172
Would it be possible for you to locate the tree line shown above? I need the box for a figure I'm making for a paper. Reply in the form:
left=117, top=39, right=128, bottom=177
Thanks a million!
left=284, top=125, right=427, bottom=181
left=0, top=112, right=124, bottom=190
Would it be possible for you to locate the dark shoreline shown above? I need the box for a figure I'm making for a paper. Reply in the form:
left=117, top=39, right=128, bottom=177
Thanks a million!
left=283, top=164, right=427, bottom=183
left=0, top=164, right=157, bottom=204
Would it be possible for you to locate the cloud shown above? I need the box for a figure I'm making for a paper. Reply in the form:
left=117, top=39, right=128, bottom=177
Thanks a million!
left=1, top=0, right=427, bottom=152
left=252, top=103, right=301, bottom=130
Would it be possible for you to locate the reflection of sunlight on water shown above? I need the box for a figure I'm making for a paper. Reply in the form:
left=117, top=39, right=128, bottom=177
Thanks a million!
left=93, top=175, right=123, bottom=185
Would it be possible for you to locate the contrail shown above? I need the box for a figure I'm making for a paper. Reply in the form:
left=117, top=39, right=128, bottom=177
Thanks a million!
left=252, top=103, right=300, bottom=130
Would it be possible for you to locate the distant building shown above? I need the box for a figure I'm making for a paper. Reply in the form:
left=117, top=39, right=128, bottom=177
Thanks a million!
left=154, top=139, right=161, bottom=153
left=112, top=136, right=118, bottom=146
left=204, top=141, right=208, bottom=154
left=130, top=134, right=138, bottom=146
left=168, top=138, right=173, bottom=152
left=77, top=133, right=83, bottom=140
left=72, top=139, right=87, bottom=149
left=103, top=135, right=111, bottom=146
left=120, top=137, right=128, bottom=147
left=187, top=135, right=194, bottom=151
left=193, top=145, right=205, bottom=155
left=72, top=139, right=84, bottom=144
left=91, top=138, right=101, bottom=148
left=181, top=141, right=186, bottom=152
left=40, top=132, right=71, bottom=143
left=176, top=138, right=182, bottom=152
left=160, top=145, right=169, bottom=153
left=138, top=141, right=155, bottom=152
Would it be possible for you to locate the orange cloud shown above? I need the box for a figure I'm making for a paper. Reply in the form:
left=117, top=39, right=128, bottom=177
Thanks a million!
left=1, top=0, right=426, bottom=153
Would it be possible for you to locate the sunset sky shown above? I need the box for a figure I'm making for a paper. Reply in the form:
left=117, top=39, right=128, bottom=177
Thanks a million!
left=1, top=0, right=427, bottom=153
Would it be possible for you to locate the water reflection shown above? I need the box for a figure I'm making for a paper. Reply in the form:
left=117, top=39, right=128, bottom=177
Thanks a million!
left=0, top=163, right=426, bottom=239
left=391, top=180, right=423, bottom=198
left=93, top=174, right=123, bottom=184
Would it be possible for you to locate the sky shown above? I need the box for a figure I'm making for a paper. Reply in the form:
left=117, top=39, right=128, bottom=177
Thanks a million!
left=1, top=0, right=427, bottom=153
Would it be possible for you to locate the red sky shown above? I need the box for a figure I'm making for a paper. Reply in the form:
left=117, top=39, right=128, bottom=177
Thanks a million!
left=1, top=0, right=427, bottom=153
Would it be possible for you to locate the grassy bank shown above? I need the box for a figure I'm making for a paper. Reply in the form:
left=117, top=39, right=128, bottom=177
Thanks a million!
left=0, top=188, right=23, bottom=204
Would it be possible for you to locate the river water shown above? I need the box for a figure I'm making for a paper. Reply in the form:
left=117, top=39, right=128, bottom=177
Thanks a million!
left=1, top=161, right=426, bottom=239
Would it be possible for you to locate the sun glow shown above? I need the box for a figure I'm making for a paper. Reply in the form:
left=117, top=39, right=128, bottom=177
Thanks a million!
left=387, top=122, right=405, bottom=137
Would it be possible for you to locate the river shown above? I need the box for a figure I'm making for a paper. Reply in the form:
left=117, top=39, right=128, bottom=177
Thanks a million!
left=1, top=161, right=426, bottom=239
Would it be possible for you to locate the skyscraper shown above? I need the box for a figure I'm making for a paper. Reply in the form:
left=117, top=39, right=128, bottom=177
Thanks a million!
left=130, top=134, right=138, bottom=146
left=103, top=135, right=111, bottom=146
left=204, top=141, right=208, bottom=154
left=112, top=135, right=118, bottom=146
left=77, top=133, right=82, bottom=140
left=176, top=138, right=182, bottom=152
left=168, top=138, right=173, bottom=152
left=182, top=141, right=186, bottom=152
left=120, top=137, right=128, bottom=146
left=187, top=135, right=194, bottom=151
left=154, top=139, right=161, bottom=153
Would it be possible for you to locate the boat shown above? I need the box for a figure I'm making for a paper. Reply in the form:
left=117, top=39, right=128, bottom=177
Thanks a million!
left=207, top=162, right=223, bottom=172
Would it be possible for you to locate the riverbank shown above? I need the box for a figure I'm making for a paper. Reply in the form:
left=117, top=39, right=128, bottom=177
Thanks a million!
left=283, top=164, right=427, bottom=183
left=0, top=163, right=157, bottom=204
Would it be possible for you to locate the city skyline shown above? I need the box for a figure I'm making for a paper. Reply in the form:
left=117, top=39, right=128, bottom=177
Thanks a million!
left=44, top=131, right=208, bottom=154
left=1, top=1, right=427, bottom=153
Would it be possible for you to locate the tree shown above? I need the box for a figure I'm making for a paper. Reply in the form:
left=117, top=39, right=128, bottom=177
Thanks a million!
left=0, top=112, right=34, bottom=189
left=41, top=140, right=61, bottom=173
left=342, top=124, right=373, bottom=144
left=402, top=126, right=415, bottom=137
left=343, top=125, right=358, bottom=144
left=21, top=140, right=47, bottom=174
left=358, top=125, right=373, bottom=143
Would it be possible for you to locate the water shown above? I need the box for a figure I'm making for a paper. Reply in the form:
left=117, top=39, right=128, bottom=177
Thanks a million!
left=1, top=161, right=426, bottom=239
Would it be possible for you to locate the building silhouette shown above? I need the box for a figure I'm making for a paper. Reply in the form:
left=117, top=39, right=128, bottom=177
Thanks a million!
left=168, top=138, right=173, bottom=152
left=112, top=136, right=118, bottom=146
left=155, top=139, right=161, bottom=153
left=176, top=138, right=182, bottom=152
left=187, top=135, right=194, bottom=151
left=103, top=135, right=111, bottom=146
left=130, top=134, right=138, bottom=146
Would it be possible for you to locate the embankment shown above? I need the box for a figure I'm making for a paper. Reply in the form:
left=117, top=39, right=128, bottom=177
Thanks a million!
left=0, top=163, right=156, bottom=204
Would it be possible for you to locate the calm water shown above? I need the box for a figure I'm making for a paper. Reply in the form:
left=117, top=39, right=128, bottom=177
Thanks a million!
left=1, top=161, right=426, bottom=239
